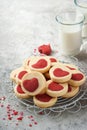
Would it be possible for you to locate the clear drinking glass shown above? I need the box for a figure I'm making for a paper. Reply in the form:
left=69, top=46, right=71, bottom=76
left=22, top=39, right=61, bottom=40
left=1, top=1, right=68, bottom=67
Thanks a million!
left=74, top=0, right=87, bottom=38
left=56, top=11, right=85, bottom=56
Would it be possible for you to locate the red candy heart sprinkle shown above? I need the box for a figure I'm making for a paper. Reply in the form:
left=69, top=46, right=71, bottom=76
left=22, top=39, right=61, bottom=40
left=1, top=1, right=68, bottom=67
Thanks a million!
left=23, top=78, right=38, bottom=92
left=32, top=59, right=47, bottom=68
left=36, top=94, right=52, bottom=102
left=17, top=85, right=25, bottom=94
left=48, top=82, right=63, bottom=91
left=53, top=68, right=69, bottom=77
left=18, top=71, right=28, bottom=79
left=71, top=73, right=83, bottom=81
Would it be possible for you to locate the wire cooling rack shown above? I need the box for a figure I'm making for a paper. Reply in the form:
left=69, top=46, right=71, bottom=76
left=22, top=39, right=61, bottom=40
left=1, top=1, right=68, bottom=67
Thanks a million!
left=15, top=79, right=87, bottom=116
left=7, top=54, right=86, bottom=117
left=14, top=55, right=87, bottom=116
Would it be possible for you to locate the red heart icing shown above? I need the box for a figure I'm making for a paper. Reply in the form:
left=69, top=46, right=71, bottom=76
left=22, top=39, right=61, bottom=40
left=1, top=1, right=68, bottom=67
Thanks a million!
left=36, top=94, right=52, bottom=102
left=68, top=85, right=72, bottom=92
left=18, top=71, right=28, bottom=79
left=32, top=59, right=47, bottom=69
left=53, top=68, right=69, bottom=77
left=23, top=78, right=38, bottom=92
left=48, top=82, right=63, bottom=91
left=50, top=58, right=57, bottom=62
left=17, top=85, right=25, bottom=94
left=66, top=66, right=76, bottom=70
left=71, top=73, right=83, bottom=81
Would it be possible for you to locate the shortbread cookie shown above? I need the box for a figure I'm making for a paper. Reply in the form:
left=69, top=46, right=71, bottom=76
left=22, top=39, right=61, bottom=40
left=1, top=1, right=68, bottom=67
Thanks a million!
left=46, top=80, right=68, bottom=97
left=62, top=84, right=79, bottom=98
left=29, top=56, right=51, bottom=73
left=49, top=64, right=72, bottom=83
left=33, top=93, right=57, bottom=108
left=16, top=69, right=31, bottom=84
left=10, top=67, right=24, bottom=83
left=14, top=84, right=30, bottom=99
left=21, top=71, right=46, bottom=96
left=63, top=63, right=78, bottom=72
left=69, top=70, right=86, bottom=87
left=23, top=58, right=30, bottom=69
left=48, top=56, right=58, bottom=66
left=23, top=56, right=34, bottom=69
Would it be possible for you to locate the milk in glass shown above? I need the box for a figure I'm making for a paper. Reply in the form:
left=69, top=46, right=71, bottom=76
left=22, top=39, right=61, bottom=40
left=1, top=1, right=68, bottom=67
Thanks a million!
left=58, top=27, right=82, bottom=55
left=56, top=11, right=85, bottom=56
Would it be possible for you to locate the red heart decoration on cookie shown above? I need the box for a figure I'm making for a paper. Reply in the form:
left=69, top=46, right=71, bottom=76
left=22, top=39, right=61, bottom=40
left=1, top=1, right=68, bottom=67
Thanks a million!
left=50, top=58, right=57, bottom=62
left=71, top=73, right=83, bottom=81
left=23, top=78, right=38, bottom=92
left=48, top=82, right=63, bottom=91
left=17, top=85, right=25, bottom=94
left=68, top=85, right=72, bottom=92
left=32, top=59, right=47, bottom=68
left=18, top=71, right=28, bottom=79
left=36, top=94, right=52, bottom=102
left=66, top=66, right=76, bottom=70
left=53, top=68, right=69, bottom=77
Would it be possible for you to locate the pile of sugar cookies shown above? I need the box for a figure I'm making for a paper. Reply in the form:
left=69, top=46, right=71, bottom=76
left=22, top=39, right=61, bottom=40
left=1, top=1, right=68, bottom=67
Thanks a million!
left=10, top=56, right=86, bottom=108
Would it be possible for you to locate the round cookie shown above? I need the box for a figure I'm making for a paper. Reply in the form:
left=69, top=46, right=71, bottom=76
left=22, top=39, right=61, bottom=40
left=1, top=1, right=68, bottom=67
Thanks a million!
left=46, top=80, right=68, bottom=97
left=29, top=56, right=51, bottom=73
left=48, top=56, right=58, bottom=66
left=62, top=84, right=79, bottom=98
left=63, top=63, right=78, bottom=72
left=10, top=67, right=24, bottom=83
left=23, top=56, right=34, bottom=69
left=49, top=64, right=72, bottom=83
left=23, top=58, right=30, bottom=69
left=33, top=93, right=57, bottom=108
left=69, top=70, right=86, bottom=87
left=16, top=69, right=31, bottom=84
left=14, top=84, right=30, bottom=99
left=21, top=71, right=46, bottom=96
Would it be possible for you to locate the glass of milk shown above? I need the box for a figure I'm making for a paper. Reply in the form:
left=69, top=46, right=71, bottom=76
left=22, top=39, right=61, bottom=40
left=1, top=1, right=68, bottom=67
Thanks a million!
left=56, top=11, right=85, bottom=56
left=74, top=0, right=87, bottom=38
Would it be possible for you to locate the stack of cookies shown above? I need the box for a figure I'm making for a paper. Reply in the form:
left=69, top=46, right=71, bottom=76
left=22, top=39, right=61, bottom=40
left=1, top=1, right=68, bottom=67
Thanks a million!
left=10, top=56, right=86, bottom=108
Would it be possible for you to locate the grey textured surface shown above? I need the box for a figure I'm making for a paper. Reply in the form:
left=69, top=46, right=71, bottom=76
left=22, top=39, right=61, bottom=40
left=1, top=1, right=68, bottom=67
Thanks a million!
left=0, top=0, right=87, bottom=130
